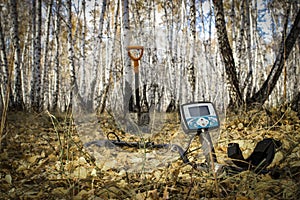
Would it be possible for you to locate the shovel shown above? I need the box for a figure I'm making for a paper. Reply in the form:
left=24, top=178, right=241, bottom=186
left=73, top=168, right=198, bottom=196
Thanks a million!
left=127, top=46, right=144, bottom=126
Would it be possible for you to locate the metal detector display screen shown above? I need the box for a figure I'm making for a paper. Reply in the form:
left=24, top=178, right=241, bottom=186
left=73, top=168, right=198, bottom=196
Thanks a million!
left=180, top=102, right=220, bottom=133
left=188, top=106, right=210, bottom=117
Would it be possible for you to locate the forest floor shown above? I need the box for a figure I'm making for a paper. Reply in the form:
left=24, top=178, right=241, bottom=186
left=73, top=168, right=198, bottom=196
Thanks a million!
left=0, top=107, right=300, bottom=199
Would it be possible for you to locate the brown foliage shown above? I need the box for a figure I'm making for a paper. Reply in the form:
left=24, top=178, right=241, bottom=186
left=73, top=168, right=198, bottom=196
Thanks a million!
left=0, top=109, right=299, bottom=199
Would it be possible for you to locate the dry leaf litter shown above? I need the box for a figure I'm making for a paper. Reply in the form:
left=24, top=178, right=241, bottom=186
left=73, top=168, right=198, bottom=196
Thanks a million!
left=0, top=107, right=299, bottom=199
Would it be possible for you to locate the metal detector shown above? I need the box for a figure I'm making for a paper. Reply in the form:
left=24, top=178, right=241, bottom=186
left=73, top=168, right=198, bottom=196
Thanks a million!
left=179, top=102, right=220, bottom=168
left=179, top=101, right=282, bottom=174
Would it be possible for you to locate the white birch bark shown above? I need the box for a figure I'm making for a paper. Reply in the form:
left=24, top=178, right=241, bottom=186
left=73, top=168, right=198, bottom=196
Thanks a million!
left=98, top=0, right=119, bottom=114
left=0, top=13, right=9, bottom=106
left=121, top=0, right=132, bottom=114
left=30, top=0, right=36, bottom=108
left=10, top=0, right=23, bottom=109
left=242, top=0, right=253, bottom=100
left=88, top=0, right=107, bottom=111
left=42, top=0, right=53, bottom=110
left=67, top=0, right=83, bottom=110
left=236, top=0, right=245, bottom=85
left=188, top=0, right=196, bottom=101
left=31, top=0, right=42, bottom=111
left=80, top=0, right=87, bottom=98
left=230, top=0, right=236, bottom=53
left=52, top=0, right=61, bottom=111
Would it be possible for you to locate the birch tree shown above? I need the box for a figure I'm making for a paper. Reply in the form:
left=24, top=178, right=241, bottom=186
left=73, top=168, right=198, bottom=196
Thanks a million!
left=42, top=0, right=54, bottom=110
left=122, top=0, right=132, bottom=114
left=242, top=0, right=253, bottom=99
left=67, top=0, right=84, bottom=110
left=98, top=0, right=120, bottom=114
left=0, top=10, right=9, bottom=107
left=80, top=0, right=87, bottom=99
left=52, top=0, right=61, bottom=111
left=88, top=0, right=107, bottom=111
left=212, top=0, right=243, bottom=110
left=10, top=0, right=23, bottom=110
left=31, top=0, right=42, bottom=111
left=163, top=1, right=177, bottom=112
left=188, top=0, right=196, bottom=101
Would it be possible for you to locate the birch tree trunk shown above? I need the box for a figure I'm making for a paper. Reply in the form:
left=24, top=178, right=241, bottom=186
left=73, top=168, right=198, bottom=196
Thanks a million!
left=188, top=0, right=196, bottom=101
left=30, top=0, right=36, bottom=108
left=0, top=13, right=9, bottom=106
left=10, top=0, right=23, bottom=110
left=236, top=0, right=245, bottom=83
left=20, top=25, right=31, bottom=108
left=213, top=0, right=243, bottom=110
left=52, top=0, right=61, bottom=111
left=67, top=0, right=74, bottom=110
left=42, top=0, right=53, bottom=110
left=252, top=0, right=260, bottom=98
left=242, top=0, right=253, bottom=99
left=199, top=0, right=209, bottom=101
left=163, top=1, right=177, bottom=112
left=122, top=0, right=132, bottom=115
left=147, top=0, right=159, bottom=110
left=80, top=0, right=87, bottom=99
left=98, top=0, right=119, bottom=114
left=87, top=0, right=107, bottom=111
left=230, top=0, right=236, bottom=52
left=31, top=0, right=42, bottom=111
left=67, top=0, right=83, bottom=110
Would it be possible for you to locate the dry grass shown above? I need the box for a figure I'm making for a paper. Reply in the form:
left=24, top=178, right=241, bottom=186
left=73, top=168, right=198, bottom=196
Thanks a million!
left=0, top=108, right=299, bottom=199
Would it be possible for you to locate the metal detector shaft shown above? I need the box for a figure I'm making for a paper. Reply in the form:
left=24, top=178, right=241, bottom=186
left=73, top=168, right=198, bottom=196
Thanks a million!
left=198, top=129, right=217, bottom=166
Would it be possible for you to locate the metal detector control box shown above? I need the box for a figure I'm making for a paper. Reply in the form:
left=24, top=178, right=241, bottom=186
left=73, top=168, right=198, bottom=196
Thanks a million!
left=180, top=102, right=220, bottom=133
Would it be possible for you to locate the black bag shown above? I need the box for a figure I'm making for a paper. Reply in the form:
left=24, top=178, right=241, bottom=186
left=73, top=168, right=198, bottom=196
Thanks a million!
left=227, top=138, right=281, bottom=172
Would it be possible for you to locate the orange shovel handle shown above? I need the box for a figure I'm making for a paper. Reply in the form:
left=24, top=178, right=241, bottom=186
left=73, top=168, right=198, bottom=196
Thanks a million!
left=127, top=46, right=144, bottom=61
left=127, top=46, right=144, bottom=73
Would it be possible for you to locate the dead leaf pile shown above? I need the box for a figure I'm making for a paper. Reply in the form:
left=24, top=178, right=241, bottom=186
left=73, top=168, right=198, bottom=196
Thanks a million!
left=0, top=108, right=299, bottom=199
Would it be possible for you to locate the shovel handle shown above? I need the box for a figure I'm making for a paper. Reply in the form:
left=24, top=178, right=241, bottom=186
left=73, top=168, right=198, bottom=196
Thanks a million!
left=127, top=46, right=144, bottom=61
left=127, top=46, right=144, bottom=50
